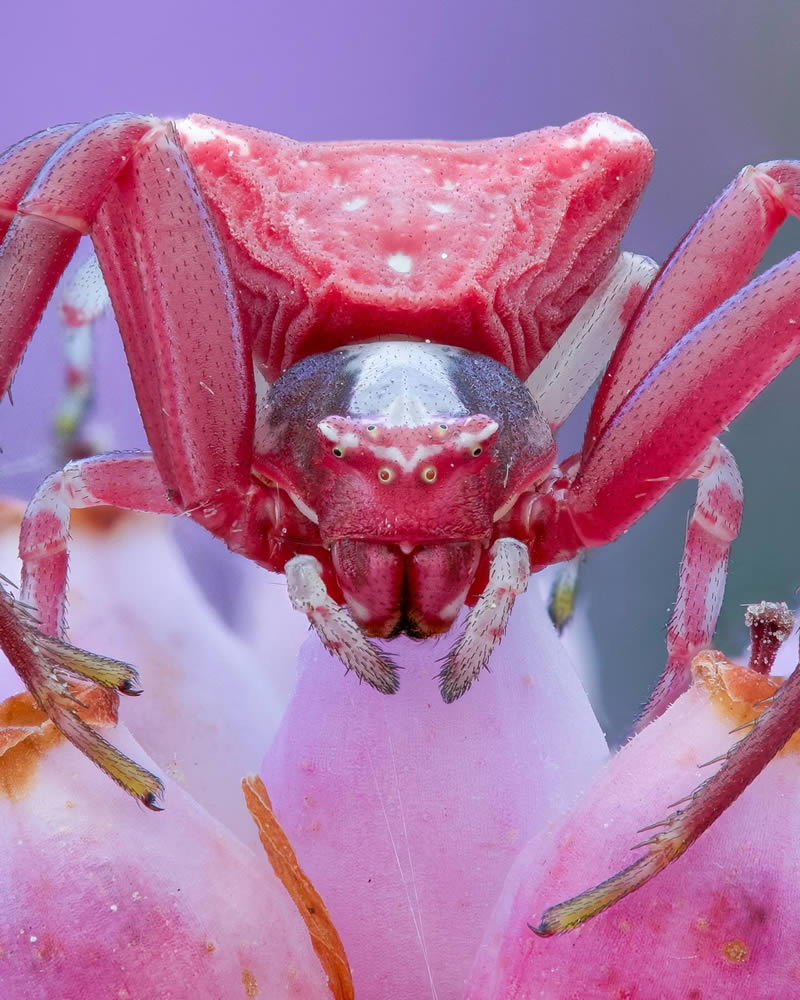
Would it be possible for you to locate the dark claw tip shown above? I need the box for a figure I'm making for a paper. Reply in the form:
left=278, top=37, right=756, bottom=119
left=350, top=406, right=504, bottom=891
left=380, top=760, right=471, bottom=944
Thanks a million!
left=142, top=791, right=165, bottom=812
left=527, top=920, right=554, bottom=938
left=439, top=673, right=466, bottom=703
left=371, top=671, right=400, bottom=695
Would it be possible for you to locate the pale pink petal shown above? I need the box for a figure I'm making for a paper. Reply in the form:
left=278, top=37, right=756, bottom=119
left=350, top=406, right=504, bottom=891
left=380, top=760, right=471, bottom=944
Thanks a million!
left=467, top=654, right=800, bottom=999
left=235, top=557, right=314, bottom=709
left=0, top=714, right=331, bottom=1000
left=0, top=501, right=286, bottom=843
left=262, top=585, right=608, bottom=999
left=535, top=565, right=601, bottom=706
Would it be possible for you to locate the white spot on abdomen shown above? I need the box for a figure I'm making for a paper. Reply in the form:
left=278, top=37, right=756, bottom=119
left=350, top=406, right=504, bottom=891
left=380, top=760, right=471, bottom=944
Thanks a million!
left=342, top=197, right=368, bottom=211
left=387, top=252, right=413, bottom=275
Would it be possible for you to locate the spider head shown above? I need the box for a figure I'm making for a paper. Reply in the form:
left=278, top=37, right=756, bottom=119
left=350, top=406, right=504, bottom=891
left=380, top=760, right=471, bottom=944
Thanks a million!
left=315, top=413, right=500, bottom=542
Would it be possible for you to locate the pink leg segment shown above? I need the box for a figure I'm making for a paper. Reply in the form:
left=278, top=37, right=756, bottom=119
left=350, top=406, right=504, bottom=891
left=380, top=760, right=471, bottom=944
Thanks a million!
left=19, top=452, right=175, bottom=638
left=587, top=159, right=800, bottom=445
left=638, top=441, right=743, bottom=727
left=55, top=253, right=111, bottom=454
left=91, top=124, right=255, bottom=512
left=0, top=122, right=81, bottom=240
left=0, top=115, right=157, bottom=398
left=567, top=246, right=800, bottom=547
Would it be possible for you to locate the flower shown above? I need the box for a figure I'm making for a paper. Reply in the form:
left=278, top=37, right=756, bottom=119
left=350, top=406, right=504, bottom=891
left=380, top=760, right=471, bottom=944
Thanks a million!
left=4, top=495, right=799, bottom=999
left=466, top=617, right=800, bottom=999
left=262, top=579, right=608, bottom=998
left=0, top=501, right=345, bottom=999
left=0, top=499, right=609, bottom=998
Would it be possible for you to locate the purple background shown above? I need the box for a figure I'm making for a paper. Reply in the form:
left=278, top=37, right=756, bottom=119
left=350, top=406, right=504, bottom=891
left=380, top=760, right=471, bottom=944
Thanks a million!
left=1, top=1, right=799, bottom=739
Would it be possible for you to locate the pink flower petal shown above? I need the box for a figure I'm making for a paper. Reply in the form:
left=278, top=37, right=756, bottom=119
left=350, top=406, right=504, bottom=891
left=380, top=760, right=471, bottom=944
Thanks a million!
left=0, top=501, right=288, bottom=842
left=236, top=558, right=316, bottom=708
left=467, top=652, right=800, bottom=999
left=0, top=710, right=331, bottom=1000
left=262, top=586, right=608, bottom=998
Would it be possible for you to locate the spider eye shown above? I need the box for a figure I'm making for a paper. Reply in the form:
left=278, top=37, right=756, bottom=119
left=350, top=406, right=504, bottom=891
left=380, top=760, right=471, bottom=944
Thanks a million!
left=378, top=467, right=393, bottom=483
left=472, top=446, right=482, bottom=457
left=366, top=424, right=377, bottom=432
left=422, top=466, right=437, bottom=483
left=332, top=447, right=344, bottom=458
left=438, top=423, right=448, bottom=431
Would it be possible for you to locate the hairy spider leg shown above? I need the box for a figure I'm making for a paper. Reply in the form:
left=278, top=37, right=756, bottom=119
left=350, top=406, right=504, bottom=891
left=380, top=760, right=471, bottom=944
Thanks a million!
left=438, top=537, right=531, bottom=702
left=523, top=160, right=800, bottom=931
left=638, top=440, right=743, bottom=728
left=55, top=253, right=110, bottom=456
left=285, top=554, right=400, bottom=694
left=0, top=117, right=258, bottom=800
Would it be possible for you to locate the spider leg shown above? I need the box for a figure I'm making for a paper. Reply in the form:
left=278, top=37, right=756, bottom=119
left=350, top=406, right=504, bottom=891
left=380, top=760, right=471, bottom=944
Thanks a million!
left=534, top=633, right=800, bottom=935
left=526, top=251, right=657, bottom=429
left=20, top=451, right=176, bottom=635
left=0, top=119, right=258, bottom=798
left=0, top=122, right=81, bottom=241
left=55, top=253, right=110, bottom=456
left=586, top=158, right=800, bottom=445
left=11, top=451, right=178, bottom=804
left=547, top=553, right=584, bottom=633
left=88, top=122, right=255, bottom=510
left=0, top=115, right=158, bottom=399
left=285, top=554, right=400, bottom=695
left=636, top=440, right=743, bottom=728
left=438, top=538, right=530, bottom=702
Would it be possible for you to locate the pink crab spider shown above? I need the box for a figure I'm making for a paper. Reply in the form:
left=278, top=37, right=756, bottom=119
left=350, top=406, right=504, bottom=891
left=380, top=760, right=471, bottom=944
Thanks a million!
left=1, top=112, right=799, bottom=923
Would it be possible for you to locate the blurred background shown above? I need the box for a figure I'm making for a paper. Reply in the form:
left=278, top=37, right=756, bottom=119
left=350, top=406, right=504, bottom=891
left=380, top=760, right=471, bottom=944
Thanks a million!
left=1, top=0, right=798, bottom=742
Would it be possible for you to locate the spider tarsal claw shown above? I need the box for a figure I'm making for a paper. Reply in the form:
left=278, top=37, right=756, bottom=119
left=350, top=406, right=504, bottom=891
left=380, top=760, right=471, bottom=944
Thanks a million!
left=35, top=631, right=142, bottom=694
left=0, top=587, right=163, bottom=806
left=45, top=698, right=165, bottom=807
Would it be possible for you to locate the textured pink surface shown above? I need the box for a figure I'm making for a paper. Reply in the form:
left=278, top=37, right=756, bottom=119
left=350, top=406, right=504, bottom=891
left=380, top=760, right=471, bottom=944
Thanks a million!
left=0, top=506, right=334, bottom=997
left=181, top=113, right=652, bottom=379
left=0, top=727, right=330, bottom=1000
left=466, top=669, right=800, bottom=999
left=0, top=503, right=295, bottom=844
left=261, top=586, right=608, bottom=998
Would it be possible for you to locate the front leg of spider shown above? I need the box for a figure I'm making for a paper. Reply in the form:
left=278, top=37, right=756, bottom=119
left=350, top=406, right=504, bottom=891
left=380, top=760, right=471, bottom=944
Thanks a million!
left=285, top=555, right=400, bottom=694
